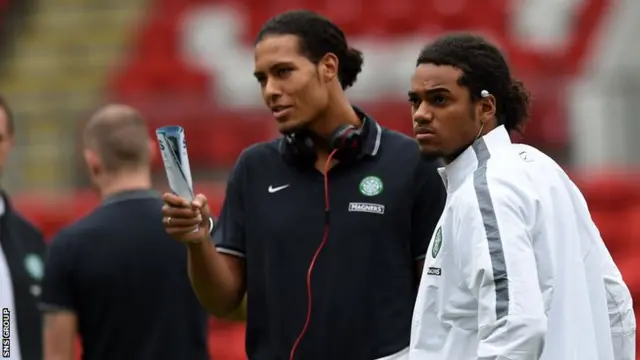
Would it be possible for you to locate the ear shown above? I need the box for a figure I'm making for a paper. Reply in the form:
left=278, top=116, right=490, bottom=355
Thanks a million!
left=478, top=94, right=496, bottom=124
left=147, top=138, right=157, bottom=163
left=318, top=52, right=339, bottom=84
left=83, top=148, right=101, bottom=175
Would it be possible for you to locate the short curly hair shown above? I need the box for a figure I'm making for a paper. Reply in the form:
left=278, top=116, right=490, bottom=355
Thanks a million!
left=417, top=33, right=530, bottom=133
left=256, top=10, right=364, bottom=90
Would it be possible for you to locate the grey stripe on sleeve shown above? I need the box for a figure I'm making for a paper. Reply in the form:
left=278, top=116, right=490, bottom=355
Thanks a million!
left=472, top=138, right=509, bottom=320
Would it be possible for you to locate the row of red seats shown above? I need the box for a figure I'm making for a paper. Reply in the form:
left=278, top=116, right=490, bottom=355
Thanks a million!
left=108, top=0, right=611, bottom=165
left=119, top=5, right=548, bottom=79
left=148, top=0, right=512, bottom=44
left=143, top=0, right=606, bottom=73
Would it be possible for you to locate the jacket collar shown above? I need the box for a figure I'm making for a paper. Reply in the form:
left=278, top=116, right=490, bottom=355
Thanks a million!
left=438, top=125, right=512, bottom=192
left=353, top=106, right=383, bottom=157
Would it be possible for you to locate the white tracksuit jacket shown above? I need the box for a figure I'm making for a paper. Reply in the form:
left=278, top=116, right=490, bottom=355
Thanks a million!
left=409, top=125, right=636, bottom=360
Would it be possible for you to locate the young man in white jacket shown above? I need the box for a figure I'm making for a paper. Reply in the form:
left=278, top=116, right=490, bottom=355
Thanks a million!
left=408, top=33, right=636, bottom=360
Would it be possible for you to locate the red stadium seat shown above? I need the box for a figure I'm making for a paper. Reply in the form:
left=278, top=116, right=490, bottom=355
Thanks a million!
left=581, top=175, right=638, bottom=211
left=12, top=193, right=75, bottom=241
left=137, top=17, right=180, bottom=59
left=201, top=112, right=273, bottom=167
left=626, top=206, right=640, bottom=242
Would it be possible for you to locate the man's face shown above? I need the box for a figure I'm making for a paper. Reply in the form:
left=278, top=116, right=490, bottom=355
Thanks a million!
left=254, top=34, right=329, bottom=134
left=409, top=64, right=483, bottom=163
left=0, top=108, right=13, bottom=176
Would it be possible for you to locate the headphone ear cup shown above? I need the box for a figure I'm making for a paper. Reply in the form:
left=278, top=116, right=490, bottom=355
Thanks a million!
left=279, top=136, right=296, bottom=164
left=330, top=125, right=354, bottom=150
left=280, top=133, right=317, bottom=166
left=330, top=125, right=362, bottom=162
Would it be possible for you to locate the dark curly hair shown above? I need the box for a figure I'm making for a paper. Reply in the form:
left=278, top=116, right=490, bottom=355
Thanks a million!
left=417, top=33, right=530, bottom=133
left=256, top=10, right=364, bottom=90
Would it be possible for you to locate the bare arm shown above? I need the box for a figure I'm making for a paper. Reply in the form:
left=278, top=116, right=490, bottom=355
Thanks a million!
left=43, top=310, right=77, bottom=360
left=164, top=153, right=250, bottom=316
left=187, top=240, right=246, bottom=317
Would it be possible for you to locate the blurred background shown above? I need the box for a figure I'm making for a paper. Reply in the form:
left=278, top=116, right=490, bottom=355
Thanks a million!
left=1, top=0, right=639, bottom=358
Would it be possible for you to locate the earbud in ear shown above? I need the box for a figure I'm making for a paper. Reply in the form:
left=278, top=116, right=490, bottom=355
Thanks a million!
left=481, top=90, right=490, bottom=98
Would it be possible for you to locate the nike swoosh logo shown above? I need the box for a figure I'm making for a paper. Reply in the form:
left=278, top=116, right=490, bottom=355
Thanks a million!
left=268, top=184, right=290, bottom=193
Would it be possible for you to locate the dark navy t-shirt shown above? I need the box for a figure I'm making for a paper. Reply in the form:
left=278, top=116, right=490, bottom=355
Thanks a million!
left=41, top=190, right=209, bottom=360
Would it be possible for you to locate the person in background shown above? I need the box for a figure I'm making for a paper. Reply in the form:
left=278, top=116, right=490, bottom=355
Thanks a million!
left=40, top=104, right=209, bottom=360
left=162, top=10, right=446, bottom=360
left=408, top=33, right=635, bottom=360
left=0, top=94, right=46, bottom=360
